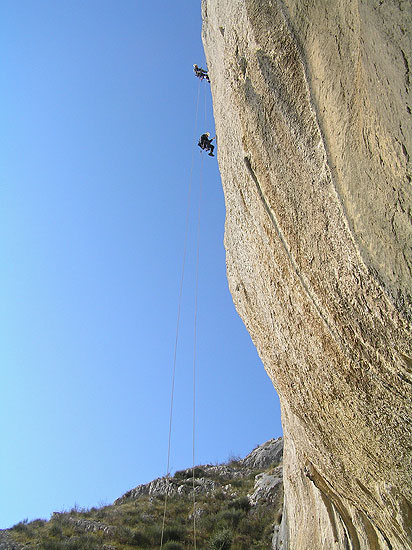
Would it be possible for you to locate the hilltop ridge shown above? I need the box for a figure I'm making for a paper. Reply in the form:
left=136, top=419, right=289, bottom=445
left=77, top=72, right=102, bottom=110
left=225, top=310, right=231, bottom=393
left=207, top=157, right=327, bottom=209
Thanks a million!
left=0, top=439, right=284, bottom=550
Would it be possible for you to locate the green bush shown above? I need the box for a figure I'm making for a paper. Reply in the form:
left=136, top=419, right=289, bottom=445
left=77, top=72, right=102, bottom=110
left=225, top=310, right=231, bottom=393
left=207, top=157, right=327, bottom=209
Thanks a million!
left=118, top=526, right=150, bottom=546
left=29, top=519, right=47, bottom=528
left=217, top=509, right=243, bottom=528
left=230, top=479, right=243, bottom=488
left=48, top=523, right=63, bottom=537
left=162, top=542, right=185, bottom=550
left=130, top=529, right=150, bottom=546
left=237, top=513, right=268, bottom=539
left=68, top=535, right=100, bottom=549
left=231, top=534, right=253, bottom=550
left=119, top=508, right=140, bottom=526
left=38, top=535, right=101, bottom=550
left=49, top=513, right=69, bottom=527
left=174, top=467, right=205, bottom=480
left=144, top=521, right=187, bottom=546
left=38, top=539, right=64, bottom=550
left=162, top=524, right=186, bottom=543
left=228, top=497, right=250, bottom=513
left=227, top=455, right=241, bottom=467
left=12, top=519, right=30, bottom=532
left=209, top=528, right=232, bottom=550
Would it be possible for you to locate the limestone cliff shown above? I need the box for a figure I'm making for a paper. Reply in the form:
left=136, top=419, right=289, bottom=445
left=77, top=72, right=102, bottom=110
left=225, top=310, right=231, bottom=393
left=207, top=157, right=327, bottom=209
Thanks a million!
left=202, top=1, right=412, bottom=549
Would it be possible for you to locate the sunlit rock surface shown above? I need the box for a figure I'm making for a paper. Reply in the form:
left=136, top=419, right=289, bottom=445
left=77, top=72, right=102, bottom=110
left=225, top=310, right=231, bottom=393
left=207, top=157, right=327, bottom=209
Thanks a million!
left=202, top=1, right=412, bottom=548
left=115, top=438, right=284, bottom=504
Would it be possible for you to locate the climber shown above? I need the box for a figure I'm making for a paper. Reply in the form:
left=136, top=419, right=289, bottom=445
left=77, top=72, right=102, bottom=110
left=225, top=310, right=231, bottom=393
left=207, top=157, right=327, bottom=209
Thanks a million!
left=193, top=64, right=210, bottom=82
left=198, top=133, right=215, bottom=156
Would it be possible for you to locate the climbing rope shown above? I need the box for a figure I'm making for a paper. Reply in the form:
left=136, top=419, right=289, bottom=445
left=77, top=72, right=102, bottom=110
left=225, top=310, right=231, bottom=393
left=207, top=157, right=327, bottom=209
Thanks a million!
left=191, top=150, right=203, bottom=550
left=191, top=66, right=208, bottom=550
left=160, top=78, right=203, bottom=550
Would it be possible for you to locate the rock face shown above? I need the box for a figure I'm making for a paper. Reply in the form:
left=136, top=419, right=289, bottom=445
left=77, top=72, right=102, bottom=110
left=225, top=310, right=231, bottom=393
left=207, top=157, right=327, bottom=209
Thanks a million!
left=240, top=437, right=283, bottom=469
left=248, top=467, right=283, bottom=507
left=0, top=531, right=22, bottom=550
left=202, top=1, right=412, bottom=549
left=115, top=438, right=284, bottom=504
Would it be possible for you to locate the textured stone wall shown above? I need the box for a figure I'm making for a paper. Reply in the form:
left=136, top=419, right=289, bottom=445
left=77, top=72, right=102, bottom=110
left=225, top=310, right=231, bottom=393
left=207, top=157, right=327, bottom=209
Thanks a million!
left=202, top=1, right=412, bottom=548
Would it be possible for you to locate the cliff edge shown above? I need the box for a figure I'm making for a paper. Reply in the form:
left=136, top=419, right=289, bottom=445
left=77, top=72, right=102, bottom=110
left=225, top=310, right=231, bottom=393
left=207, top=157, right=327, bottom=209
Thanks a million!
left=202, top=1, right=412, bottom=548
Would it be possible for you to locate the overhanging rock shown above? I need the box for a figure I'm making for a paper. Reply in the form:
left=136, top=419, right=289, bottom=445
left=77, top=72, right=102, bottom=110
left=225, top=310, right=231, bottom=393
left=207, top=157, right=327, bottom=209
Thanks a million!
left=202, top=1, right=412, bottom=548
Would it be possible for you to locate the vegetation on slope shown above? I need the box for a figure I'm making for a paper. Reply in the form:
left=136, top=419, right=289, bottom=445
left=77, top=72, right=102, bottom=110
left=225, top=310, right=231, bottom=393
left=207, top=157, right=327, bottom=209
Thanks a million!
left=4, top=456, right=282, bottom=550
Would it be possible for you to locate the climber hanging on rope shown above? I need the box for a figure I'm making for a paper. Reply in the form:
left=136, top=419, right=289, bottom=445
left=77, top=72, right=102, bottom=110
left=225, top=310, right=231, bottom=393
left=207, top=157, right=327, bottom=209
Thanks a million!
left=198, top=133, right=215, bottom=157
left=193, top=64, right=210, bottom=83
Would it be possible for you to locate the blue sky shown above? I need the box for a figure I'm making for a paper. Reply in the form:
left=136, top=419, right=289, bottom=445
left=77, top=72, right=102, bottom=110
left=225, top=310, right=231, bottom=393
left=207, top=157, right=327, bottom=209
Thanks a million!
left=0, top=1, right=282, bottom=529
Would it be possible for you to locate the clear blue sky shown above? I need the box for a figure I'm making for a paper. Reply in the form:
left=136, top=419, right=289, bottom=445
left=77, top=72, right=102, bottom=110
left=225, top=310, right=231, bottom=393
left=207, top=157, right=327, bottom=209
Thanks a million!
left=0, top=1, right=282, bottom=529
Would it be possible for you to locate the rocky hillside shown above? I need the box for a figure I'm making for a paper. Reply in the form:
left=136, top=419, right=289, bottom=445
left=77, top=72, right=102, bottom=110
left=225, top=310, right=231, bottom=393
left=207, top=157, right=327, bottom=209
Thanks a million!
left=202, top=1, right=412, bottom=549
left=0, top=439, right=283, bottom=550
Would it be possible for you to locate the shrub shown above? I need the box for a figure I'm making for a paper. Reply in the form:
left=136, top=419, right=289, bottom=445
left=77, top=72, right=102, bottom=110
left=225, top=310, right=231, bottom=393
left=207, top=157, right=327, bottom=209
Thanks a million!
left=48, top=523, right=63, bottom=537
left=162, top=542, right=185, bottom=550
left=230, top=479, right=243, bottom=488
left=38, top=539, right=64, bottom=550
left=119, top=508, right=141, bottom=526
left=227, top=454, right=241, bottom=467
left=174, top=467, right=205, bottom=480
left=209, top=528, right=232, bottom=550
left=237, top=513, right=269, bottom=539
left=228, top=497, right=250, bottom=513
left=116, top=526, right=134, bottom=544
left=231, top=534, right=254, bottom=550
left=119, top=527, right=150, bottom=546
left=162, top=524, right=186, bottom=543
left=29, top=519, right=46, bottom=528
left=217, top=509, right=243, bottom=528
left=145, top=522, right=186, bottom=546
left=63, top=535, right=99, bottom=549
left=132, top=530, right=151, bottom=546
left=12, top=519, right=29, bottom=532
left=50, top=513, right=69, bottom=526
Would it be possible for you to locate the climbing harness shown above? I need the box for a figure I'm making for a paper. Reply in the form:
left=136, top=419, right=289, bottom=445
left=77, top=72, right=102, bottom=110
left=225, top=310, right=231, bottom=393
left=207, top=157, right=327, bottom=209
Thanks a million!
left=193, top=63, right=210, bottom=83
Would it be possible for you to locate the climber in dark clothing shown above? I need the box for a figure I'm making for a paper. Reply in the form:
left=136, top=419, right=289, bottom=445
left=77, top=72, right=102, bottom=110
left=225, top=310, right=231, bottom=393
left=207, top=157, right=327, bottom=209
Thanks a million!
left=198, top=132, right=215, bottom=156
left=193, top=64, right=210, bottom=82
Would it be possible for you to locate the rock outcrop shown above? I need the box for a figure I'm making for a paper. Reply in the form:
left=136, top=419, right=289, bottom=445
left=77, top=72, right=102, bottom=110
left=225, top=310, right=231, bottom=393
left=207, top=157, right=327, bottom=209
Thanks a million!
left=115, top=437, right=283, bottom=504
left=202, top=1, right=412, bottom=549
left=0, top=531, right=23, bottom=550
left=240, top=437, right=283, bottom=469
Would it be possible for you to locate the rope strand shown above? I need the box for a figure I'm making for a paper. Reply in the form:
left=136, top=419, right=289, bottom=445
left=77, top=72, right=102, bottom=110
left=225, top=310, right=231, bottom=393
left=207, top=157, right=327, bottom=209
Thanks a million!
left=191, top=79, right=208, bottom=550
left=160, top=78, right=201, bottom=550
left=192, top=150, right=203, bottom=550
left=161, top=73, right=209, bottom=550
